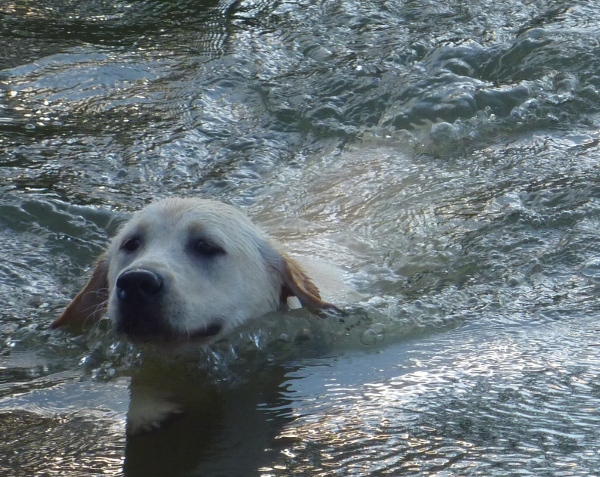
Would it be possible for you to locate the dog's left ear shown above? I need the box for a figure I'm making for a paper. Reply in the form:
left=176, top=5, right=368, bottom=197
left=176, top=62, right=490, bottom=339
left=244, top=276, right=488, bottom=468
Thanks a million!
left=259, top=239, right=340, bottom=311
left=51, top=254, right=109, bottom=329
left=279, top=254, right=333, bottom=309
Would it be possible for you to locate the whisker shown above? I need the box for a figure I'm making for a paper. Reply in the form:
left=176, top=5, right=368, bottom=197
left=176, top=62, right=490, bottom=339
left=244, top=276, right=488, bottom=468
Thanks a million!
left=80, top=288, right=109, bottom=327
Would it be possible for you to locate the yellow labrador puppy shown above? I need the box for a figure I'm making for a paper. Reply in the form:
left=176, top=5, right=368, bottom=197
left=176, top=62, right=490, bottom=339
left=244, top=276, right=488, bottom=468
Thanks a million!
left=52, top=198, right=335, bottom=344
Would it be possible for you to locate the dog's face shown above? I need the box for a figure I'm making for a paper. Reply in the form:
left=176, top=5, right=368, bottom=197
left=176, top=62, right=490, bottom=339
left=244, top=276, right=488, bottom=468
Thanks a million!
left=106, top=199, right=282, bottom=343
left=52, top=198, right=333, bottom=344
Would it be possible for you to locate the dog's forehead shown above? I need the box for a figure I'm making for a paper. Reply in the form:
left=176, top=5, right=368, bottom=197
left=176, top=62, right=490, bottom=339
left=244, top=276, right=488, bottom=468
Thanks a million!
left=117, top=198, right=258, bottom=241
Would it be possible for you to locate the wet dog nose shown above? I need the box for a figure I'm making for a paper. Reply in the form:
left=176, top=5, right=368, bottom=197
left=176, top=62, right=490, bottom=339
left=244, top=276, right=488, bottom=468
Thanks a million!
left=116, top=269, right=163, bottom=302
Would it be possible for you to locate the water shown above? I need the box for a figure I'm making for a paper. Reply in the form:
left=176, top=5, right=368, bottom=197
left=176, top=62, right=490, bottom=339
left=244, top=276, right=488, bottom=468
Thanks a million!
left=2, top=0, right=600, bottom=475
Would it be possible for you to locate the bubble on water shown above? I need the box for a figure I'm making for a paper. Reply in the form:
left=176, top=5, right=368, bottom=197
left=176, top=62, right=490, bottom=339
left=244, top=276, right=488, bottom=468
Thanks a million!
left=429, top=122, right=462, bottom=154
left=430, top=121, right=459, bottom=142
left=361, top=323, right=386, bottom=346
left=581, top=259, right=600, bottom=282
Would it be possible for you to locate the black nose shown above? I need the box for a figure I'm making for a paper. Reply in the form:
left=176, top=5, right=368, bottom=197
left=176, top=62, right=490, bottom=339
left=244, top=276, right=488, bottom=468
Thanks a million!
left=116, top=269, right=163, bottom=302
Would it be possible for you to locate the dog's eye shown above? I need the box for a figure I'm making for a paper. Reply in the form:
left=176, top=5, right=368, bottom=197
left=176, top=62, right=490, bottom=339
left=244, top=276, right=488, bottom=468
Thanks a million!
left=121, top=236, right=141, bottom=252
left=193, top=239, right=224, bottom=257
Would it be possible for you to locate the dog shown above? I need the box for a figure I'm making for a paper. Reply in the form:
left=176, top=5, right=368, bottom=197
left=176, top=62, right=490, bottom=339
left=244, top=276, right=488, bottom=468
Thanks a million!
left=51, top=198, right=336, bottom=344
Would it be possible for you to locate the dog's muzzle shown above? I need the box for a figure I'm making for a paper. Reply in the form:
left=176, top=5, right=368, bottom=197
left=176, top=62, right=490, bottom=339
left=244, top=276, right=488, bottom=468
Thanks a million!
left=113, top=268, right=223, bottom=343
left=116, top=268, right=164, bottom=303
left=114, top=268, right=168, bottom=341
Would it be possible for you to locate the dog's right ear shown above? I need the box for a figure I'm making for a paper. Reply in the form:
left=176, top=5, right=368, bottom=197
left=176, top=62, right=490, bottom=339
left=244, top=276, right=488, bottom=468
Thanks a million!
left=51, top=255, right=109, bottom=329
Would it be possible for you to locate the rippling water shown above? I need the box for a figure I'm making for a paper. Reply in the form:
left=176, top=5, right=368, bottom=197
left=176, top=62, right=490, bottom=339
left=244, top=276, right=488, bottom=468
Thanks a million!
left=2, top=0, right=600, bottom=475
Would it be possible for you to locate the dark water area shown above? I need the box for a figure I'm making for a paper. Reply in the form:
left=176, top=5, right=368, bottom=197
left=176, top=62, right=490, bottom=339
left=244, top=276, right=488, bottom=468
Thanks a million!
left=2, top=0, right=600, bottom=475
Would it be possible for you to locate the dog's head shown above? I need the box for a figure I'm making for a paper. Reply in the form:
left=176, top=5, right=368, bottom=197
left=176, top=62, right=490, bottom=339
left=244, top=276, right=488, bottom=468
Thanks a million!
left=52, top=198, right=334, bottom=344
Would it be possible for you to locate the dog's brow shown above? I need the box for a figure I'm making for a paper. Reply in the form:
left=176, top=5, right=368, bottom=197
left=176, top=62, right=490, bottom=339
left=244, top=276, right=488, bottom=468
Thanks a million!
left=187, top=223, right=225, bottom=246
left=122, top=219, right=149, bottom=236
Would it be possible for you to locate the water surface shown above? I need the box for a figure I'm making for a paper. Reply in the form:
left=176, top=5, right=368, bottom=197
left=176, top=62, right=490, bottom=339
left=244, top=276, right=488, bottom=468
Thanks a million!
left=2, top=1, right=600, bottom=475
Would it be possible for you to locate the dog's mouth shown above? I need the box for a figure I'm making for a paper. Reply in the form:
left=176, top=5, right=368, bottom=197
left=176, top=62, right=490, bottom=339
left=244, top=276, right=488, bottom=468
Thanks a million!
left=188, top=322, right=223, bottom=341
left=116, top=316, right=224, bottom=344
